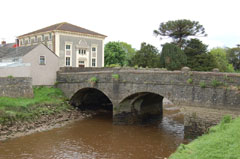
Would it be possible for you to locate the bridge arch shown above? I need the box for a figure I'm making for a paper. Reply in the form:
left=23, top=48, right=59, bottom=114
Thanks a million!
left=70, top=87, right=113, bottom=112
left=113, top=92, right=164, bottom=124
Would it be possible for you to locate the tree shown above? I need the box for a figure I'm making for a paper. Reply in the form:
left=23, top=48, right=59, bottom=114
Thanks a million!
left=132, top=42, right=159, bottom=68
left=119, top=42, right=136, bottom=66
left=160, top=43, right=187, bottom=70
left=104, top=41, right=136, bottom=67
left=209, top=48, right=234, bottom=72
left=154, top=19, right=207, bottom=48
left=226, top=47, right=240, bottom=71
left=184, top=39, right=217, bottom=71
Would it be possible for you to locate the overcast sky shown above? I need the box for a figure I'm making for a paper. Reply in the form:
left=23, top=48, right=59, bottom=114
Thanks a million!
left=0, top=0, right=239, bottom=50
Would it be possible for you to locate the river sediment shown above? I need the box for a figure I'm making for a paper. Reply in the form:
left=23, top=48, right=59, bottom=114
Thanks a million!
left=0, top=107, right=91, bottom=141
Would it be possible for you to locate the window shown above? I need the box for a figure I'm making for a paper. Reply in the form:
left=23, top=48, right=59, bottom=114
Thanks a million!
left=92, top=58, right=96, bottom=67
left=92, top=47, right=97, bottom=58
left=66, top=45, right=71, bottom=50
left=78, top=49, right=86, bottom=55
left=39, top=56, right=46, bottom=65
left=66, top=57, right=71, bottom=66
left=42, top=35, right=44, bottom=41
left=49, top=33, right=52, bottom=40
left=92, top=47, right=96, bottom=52
left=35, top=36, right=37, bottom=42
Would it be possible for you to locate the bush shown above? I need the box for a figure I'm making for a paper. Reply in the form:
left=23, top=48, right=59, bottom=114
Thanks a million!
left=89, top=77, right=98, bottom=83
left=211, top=79, right=222, bottom=88
left=112, top=74, right=119, bottom=80
left=199, top=81, right=206, bottom=88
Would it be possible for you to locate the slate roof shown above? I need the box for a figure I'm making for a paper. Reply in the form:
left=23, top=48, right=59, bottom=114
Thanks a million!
left=18, top=22, right=107, bottom=38
left=0, top=44, right=38, bottom=59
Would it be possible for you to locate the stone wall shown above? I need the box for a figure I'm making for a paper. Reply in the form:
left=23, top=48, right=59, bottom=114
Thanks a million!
left=0, top=77, right=34, bottom=98
left=182, top=106, right=240, bottom=137
left=57, top=67, right=240, bottom=135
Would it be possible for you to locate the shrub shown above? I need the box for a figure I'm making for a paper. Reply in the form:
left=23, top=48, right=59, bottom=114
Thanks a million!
left=199, top=81, right=206, bottom=88
left=211, top=79, right=222, bottom=88
left=7, top=75, right=13, bottom=78
left=187, top=78, right=193, bottom=84
left=89, top=77, right=98, bottom=83
left=112, top=74, right=119, bottom=80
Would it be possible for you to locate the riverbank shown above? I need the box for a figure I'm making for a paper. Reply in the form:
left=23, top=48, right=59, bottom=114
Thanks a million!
left=0, top=87, right=90, bottom=141
left=169, top=116, right=240, bottom=159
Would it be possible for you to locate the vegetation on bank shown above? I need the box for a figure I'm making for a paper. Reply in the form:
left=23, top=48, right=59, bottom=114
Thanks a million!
left=169, top=116, right=240, bottom=159
left=0, top=87, right=72, bottom=125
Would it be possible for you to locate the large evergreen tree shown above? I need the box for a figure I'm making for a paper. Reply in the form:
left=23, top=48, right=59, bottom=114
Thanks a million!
left=154, top=19, right=207, bottom=48
left=184, top=39, right=217, bottom=71
left=160, top=43, right=187, bottom=70
left=132, top=42, right=159, bottom=68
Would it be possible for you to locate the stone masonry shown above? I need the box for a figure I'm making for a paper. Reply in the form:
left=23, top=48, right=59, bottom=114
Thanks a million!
left=57, top=67, right=240, bottom=135
left=0, top=77, right=34, bottom=98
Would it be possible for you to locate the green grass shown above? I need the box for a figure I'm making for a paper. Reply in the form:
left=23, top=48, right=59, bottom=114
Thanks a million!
left=0, top=87, right=71, bottom=125
left=169, top=115, right=240, bottom=159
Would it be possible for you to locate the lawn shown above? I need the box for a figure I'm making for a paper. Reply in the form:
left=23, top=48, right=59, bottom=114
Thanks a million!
left=169, top=116, right=240, bottom=159
left=0, top=87, right=71, bottom=125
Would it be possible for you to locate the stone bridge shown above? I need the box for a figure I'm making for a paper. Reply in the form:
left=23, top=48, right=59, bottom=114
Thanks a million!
left=57, top=67, right=240, bottom=127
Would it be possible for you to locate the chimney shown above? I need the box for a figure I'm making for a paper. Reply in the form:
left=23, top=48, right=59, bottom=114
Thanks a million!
left=1, top=41, right=6, bottom=45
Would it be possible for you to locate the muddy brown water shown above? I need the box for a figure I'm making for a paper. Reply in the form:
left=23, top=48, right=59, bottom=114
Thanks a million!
left=0, top=105, right=189, bottom=159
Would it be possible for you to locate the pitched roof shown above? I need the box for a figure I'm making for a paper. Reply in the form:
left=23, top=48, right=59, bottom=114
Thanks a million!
left=0, top=44, right=38, bottom=59
left=18, top=22, right=107, bottom=38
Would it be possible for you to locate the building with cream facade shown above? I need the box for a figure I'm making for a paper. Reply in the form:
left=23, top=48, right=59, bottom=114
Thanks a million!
left=18, top=22, right=107, bottom=67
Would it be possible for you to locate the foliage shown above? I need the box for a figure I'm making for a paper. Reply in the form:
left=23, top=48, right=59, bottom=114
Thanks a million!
left=211, top=79, right=222, bottom=88
left=184, top=39, right=217, bottom=71
left=131, top=42, right=160, bottom=68
left=89, top=77, right=98, bottom=83
left=169, top=115, right=240, bottom=159
left=226, top=47, right=240, bottom=71
left=112, top=74, right=119, bottom=80
left=199, top=81, right=206, bottom=88
left=106, top=64, right=121, bottom=68
left=154, top=19, right=207, bottom=48
left=0, top=87, right=70, bottom=125
left=119, top=42, right=136, bottom=66
left=104, top=41, right=136, bottom=67
left=187, top=78, right=193, bottom=84
left=210, top=48, right=235, bottom=72
left=7, top=75, right=14, bottom=78
left=160, top=43, right=187, bottom=70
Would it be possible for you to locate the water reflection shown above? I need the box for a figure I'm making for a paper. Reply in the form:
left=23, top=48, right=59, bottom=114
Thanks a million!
left=0, top=105, right=188, bottom=159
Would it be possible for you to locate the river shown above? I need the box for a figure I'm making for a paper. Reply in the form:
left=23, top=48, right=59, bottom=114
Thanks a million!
left=0, top=105, right=189, bottom=159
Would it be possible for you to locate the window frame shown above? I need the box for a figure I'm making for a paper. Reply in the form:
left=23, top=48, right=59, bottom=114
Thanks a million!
left=65, top=57, right=71, bottom=66
left=39, top=56, right=46, bottom=65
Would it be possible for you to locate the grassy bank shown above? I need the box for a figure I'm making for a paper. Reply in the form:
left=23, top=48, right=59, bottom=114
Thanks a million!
left=0, top=87, right=72, bottom=125
left=170, top=116, right=240, bottom=159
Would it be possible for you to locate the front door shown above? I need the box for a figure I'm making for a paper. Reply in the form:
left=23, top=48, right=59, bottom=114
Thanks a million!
left=78, top=60, right=85, bottom=68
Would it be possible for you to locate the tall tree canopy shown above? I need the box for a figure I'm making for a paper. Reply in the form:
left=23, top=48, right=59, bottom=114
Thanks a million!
left=104, top=41, right=136, bottom=67
left=209, top=48, right=234, bottom=72
left=119, top=42, right=136, bottom=66
left=154, top=19, right=207, bottom=48
left=226, top=47, right=240, bottom=71
left=184, top=39, right=217, bottom=71
left=160, top=43, right=187, bottom=70
left=132, top=42, right=159, bottom=68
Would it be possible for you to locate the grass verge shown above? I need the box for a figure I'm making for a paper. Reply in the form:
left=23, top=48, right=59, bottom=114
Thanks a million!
left=169, top=115, right=240, bottom=159
left=0, top=86, right=72, bottom=125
